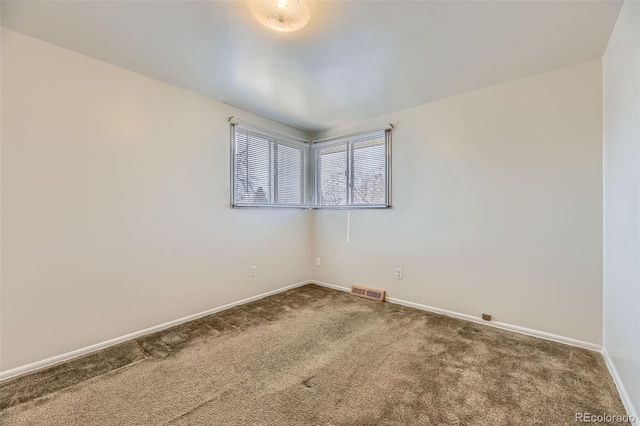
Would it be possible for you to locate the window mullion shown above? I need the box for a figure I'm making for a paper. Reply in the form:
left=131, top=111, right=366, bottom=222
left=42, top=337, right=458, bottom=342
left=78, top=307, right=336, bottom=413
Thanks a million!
left=273, top=141, right=278, bottom=205
left=314, top=146, right=320, bottom=205
left=246, top=130, right=250, bottom=201
left=301, top=148, right=306, bottom=205
left=348, top=141, right=355, bottom=205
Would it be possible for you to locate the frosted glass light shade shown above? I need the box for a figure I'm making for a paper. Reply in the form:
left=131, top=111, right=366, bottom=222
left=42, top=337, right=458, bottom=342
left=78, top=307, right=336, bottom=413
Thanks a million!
left=250, top=0, right=310, bottom=32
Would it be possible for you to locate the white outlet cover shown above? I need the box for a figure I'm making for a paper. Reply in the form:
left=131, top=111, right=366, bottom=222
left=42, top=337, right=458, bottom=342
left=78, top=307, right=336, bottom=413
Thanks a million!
left=395, top=268, right=403, bottom=279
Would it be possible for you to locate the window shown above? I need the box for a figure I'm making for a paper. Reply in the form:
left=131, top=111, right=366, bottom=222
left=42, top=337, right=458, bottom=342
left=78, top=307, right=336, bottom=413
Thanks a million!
left=231, top=124, right=391, bottom=209
left=312, top=129, right=391, bottom=208
left=231, top=124, right=308, bottom=207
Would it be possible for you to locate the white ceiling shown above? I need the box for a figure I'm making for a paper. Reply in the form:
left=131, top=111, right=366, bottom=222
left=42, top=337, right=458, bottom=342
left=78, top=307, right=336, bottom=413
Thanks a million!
left=1, top=1, right=622, bottom=133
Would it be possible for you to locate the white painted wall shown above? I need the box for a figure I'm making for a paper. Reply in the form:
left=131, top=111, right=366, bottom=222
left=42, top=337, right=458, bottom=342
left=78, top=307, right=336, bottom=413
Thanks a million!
left=0, top=29, right=311, bottom=372
left=603, top=0, right=640, bottom=418
left=311, top=60, right=604, bottom=345
left=0, top=27, right=613, bottom=377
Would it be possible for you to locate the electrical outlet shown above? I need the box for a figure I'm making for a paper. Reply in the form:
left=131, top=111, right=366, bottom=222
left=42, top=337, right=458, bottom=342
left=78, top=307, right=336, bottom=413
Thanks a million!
left=315, top=257, right=321, bottom=266
left=395, top=268, right=403, bottom=280
left=250, top=266, right=257, bottom=277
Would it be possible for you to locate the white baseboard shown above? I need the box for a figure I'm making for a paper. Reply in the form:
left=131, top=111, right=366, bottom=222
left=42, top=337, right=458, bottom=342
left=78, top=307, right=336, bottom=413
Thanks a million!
left=312, top=280, right=601, bottom=352
left=0, top=280, right=312, bottom=381
left=0, top=279, right=606, bottom=382
left=602, top=346, right=639, bottom=424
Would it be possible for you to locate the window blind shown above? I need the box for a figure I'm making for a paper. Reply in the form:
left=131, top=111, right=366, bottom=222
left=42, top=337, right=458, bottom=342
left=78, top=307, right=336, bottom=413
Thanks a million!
left=232, top=124, right=308, bottom=207
left=312, top=129, right=391, bottom=208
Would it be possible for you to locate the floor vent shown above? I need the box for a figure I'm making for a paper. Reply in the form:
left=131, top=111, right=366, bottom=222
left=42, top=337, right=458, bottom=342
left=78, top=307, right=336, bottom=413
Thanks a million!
left=351, top=285, right=386, bottom=302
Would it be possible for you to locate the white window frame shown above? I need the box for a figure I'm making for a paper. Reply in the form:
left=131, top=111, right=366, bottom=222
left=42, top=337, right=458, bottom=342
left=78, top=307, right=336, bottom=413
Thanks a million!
left=230, top=123, right=309, bottom=208
left=311, top=129, right=392, bottom=209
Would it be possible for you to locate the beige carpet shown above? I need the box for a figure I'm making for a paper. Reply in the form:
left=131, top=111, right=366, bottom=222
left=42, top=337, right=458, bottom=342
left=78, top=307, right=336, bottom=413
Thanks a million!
left=0, top=284, right=628, bottom=425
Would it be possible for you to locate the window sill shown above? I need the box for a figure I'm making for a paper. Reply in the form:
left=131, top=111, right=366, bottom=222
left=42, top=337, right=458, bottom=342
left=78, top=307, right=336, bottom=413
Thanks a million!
left=310, top=205, right=391, bottom=210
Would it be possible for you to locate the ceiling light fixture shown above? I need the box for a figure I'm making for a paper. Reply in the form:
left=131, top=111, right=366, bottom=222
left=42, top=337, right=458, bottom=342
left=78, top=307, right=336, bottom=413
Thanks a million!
left=250, top=0, right=310, bottom=33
